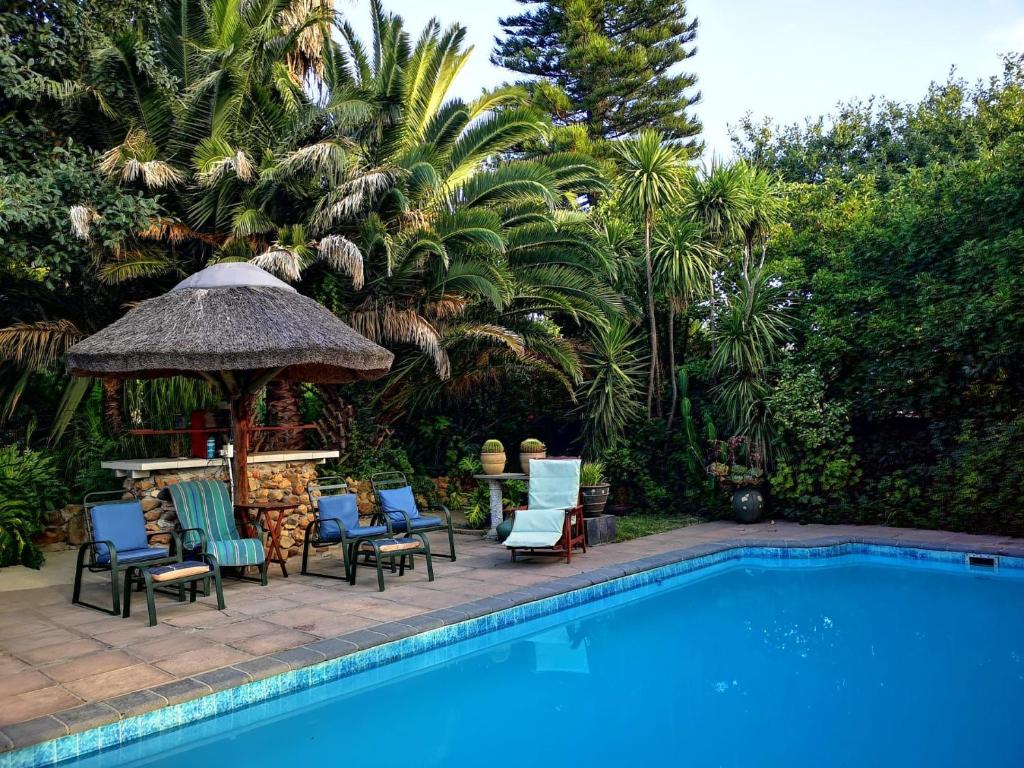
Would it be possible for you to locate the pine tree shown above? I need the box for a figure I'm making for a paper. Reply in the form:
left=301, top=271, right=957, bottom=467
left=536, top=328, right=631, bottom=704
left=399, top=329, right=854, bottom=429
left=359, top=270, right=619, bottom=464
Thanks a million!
left=492, top=0, right=702, bottom=147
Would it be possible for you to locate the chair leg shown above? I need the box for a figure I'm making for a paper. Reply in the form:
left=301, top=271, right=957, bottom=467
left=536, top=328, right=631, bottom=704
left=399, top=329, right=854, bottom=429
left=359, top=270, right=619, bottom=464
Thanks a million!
left=110, top=565, right=121, bottom=616
left=375, top=549, right=386, bottom=592
left=260, top=559, right=269, bottom=586
left=72, top=547, right=87, bottom=606
left=212, top=568, right=225, bottom=610
left=421, top=536, right=435, bottom=583
left=142, top=572, right=158, bottom=627
left=447, top=524, right=457, bottom=562
left=300, top=530, right=312, bottom=576
left=121, top=567, right=135, bottom=619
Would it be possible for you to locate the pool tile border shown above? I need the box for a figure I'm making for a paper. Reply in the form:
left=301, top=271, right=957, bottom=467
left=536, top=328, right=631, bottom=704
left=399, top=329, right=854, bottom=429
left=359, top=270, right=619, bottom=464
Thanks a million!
left=3, top=535, right=1024, bottom=767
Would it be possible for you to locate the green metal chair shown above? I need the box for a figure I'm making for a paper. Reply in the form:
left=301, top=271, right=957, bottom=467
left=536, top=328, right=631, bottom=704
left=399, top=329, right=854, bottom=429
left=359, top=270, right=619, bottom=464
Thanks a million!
left=302, top=476, right=391, bottom=580
left=166, top=479, right=269, bottom=585
left=371, top=472, right=456, bottom=561
left=73, top=491, right=181, bottom=616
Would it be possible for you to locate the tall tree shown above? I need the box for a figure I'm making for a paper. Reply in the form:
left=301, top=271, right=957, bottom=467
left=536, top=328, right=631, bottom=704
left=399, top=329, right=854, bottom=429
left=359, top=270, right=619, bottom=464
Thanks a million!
left=613, top=130, right=685, bottom=416
left=493, top=0, right=701, bottom=148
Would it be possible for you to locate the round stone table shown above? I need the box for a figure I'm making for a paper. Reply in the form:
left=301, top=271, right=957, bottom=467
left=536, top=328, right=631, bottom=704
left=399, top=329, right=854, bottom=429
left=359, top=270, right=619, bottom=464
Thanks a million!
left=472, top=473, right=527, bottom=539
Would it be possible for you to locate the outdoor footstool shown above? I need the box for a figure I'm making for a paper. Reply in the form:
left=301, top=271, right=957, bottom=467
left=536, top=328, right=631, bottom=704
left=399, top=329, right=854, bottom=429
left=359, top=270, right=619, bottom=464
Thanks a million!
left=122, top=556, right=225, bottom=626
left=350, top=535, right=435, bottom=592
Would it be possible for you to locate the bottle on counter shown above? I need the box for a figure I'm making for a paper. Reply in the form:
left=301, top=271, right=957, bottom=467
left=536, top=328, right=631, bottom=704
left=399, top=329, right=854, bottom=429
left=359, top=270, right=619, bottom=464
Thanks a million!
left=207, top=436, right=216, bottom=459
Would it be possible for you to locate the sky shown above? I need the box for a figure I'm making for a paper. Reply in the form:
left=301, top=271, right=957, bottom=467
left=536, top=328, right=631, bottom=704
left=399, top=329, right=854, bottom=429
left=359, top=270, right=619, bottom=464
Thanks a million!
left=345, top=0, right=1024, bottom=157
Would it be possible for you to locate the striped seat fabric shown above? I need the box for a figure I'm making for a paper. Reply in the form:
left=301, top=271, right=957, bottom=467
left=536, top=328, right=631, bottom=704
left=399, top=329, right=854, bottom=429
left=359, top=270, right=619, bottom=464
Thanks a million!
left=168, top=480, right=265, bottom=568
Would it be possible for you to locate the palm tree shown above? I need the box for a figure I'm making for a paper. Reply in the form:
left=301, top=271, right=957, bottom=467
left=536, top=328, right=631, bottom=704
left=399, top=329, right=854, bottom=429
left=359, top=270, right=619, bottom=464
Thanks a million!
left=614, top=130, right=686, bottom=416
left=711, top=269, right=792, bottom=461
left=653, top=218, right=715, bottom=429
left=579, top=318, right=647, bottom=455
left=46, top=0, right=622, bottom=428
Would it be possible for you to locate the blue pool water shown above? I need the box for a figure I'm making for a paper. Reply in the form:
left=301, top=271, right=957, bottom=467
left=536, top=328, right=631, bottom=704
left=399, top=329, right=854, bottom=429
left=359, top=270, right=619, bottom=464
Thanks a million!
left=50, top=553, right=1024, bottom=767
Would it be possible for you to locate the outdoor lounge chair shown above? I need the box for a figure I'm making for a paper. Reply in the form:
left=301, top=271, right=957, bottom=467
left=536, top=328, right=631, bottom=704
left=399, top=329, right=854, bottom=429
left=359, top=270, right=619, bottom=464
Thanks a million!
left=73, top=491, right=181, bottom=615
left=302, top=476, right=390, bottom=580
left=371, top=472, right=456, bottom=561
left=166, top=479, right=268, bottom=585
left=504, top=458, right=586, bottom=563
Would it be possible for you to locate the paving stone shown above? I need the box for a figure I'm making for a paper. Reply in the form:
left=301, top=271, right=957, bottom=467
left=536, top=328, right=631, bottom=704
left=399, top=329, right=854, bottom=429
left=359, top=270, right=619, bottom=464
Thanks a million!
left=63, top=664, right=174, bottom=701
left=193, top=666, right=252, bottom=692
left=104, top=689, right=167, bottom=717
left=232, top=656, right=291, bottom=680
left=53, top=702, right=119, bottom=732
left=154, top=645, right=252, bottom=676
left=336, top=629, right=389, bottom=650
left=0, top=686, right=83, bottom=727
left=149, top=678, right=212, bottom=705
left=42, top=650, right=140, bottom=684
left=270, top=647, right=325, bottom=669
left=303, top=637, right=360, bottom=660
left=2, top=715, right=67, bottom=748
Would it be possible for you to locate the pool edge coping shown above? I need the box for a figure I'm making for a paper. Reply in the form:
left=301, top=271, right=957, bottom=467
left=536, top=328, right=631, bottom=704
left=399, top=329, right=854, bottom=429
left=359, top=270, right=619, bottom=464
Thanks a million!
left=4, top=532, right=1024, bottom=764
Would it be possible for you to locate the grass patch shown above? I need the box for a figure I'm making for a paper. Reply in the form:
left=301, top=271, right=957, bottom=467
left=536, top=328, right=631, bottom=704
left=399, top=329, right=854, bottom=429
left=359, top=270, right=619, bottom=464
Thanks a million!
left=614, top=514, right=702, bottom=542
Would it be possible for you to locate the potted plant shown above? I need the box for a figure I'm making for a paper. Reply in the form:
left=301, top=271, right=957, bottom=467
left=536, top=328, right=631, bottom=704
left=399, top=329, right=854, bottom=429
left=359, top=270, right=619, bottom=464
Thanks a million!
left=708, top=436, right=765, bottom=523
left=579, top=461, right=610, bottom=517
left=519, top=438, right=546, bottom=474
left=480, top=439, right=506, bottom=475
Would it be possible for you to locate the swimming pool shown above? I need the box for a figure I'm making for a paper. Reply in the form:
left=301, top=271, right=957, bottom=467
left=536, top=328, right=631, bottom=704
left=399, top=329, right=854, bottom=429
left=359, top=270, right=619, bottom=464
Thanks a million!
left=9, top=545, right=1024, bottom=768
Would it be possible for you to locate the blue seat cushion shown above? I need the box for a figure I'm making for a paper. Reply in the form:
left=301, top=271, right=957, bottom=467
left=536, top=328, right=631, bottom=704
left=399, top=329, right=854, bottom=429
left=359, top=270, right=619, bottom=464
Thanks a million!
left=377, top=486, right=422, bottom=526
left=348, top=524, right=389, bottom=538
left=114, top=546, right=170, bottom=564
left=391, top=515, right=442, bottom=531
left=207, top=538, right=265, bottom=568
left=316, top=494, right=359, bottom=542
left=90, top=501, right=150, bottom=563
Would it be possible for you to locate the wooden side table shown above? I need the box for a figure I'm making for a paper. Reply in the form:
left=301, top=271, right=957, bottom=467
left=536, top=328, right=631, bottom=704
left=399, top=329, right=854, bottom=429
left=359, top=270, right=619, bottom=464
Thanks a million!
left=235, top=500, right=299, bottom=577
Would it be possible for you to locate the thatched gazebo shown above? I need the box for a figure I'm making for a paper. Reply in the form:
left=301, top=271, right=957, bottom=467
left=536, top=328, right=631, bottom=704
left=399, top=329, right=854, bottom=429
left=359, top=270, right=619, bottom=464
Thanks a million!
left=65, top=262, right=393, bottom=500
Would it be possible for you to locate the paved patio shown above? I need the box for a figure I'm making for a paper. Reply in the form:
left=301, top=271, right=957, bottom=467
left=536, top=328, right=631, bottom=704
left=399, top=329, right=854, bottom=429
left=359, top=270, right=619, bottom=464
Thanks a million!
left=2, top=521, right=1023, bottom=753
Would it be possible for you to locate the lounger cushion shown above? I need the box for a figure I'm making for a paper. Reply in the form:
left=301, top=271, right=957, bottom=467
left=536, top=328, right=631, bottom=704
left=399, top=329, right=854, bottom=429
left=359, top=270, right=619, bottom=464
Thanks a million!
left=503, top=508, right=566, bottom=549
left=377, top=486, right=423, bottom=525
left=167, top=480, right=243, bottom=551
left=527, top=459, right=581, bottom=511
left=90, top=501, right=149, bottom=564
left=207, top=538, right=265, bottom=568
left=317, top=494, right=358, bottom=541
left=114, top=546, right=171, bottom=564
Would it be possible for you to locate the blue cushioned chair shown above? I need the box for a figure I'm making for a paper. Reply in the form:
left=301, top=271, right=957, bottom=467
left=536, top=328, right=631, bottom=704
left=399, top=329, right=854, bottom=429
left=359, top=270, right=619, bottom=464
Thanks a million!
left=73, top=491, right=182, bottom=616
left=302, top=476, right=390, bottom=580
left=371, top=472, right=456, bottom=561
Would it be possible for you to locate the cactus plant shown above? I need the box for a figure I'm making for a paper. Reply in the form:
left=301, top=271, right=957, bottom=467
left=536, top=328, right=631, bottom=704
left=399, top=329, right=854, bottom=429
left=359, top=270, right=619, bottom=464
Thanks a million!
left=481, top=439, right=504, bottom=453
left=519, top=438, right=545, bottom=452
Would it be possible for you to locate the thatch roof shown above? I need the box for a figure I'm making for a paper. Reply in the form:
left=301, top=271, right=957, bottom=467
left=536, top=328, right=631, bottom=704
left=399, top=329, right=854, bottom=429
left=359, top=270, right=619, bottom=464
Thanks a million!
left=65, top=263, right=393, bottom=384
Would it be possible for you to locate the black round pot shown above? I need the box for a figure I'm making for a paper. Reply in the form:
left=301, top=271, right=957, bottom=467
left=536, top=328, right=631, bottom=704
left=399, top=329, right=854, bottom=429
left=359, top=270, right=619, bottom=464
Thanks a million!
left=732, top=487, right=765, bottom=524
left=581, top=484, right=611, bottom=517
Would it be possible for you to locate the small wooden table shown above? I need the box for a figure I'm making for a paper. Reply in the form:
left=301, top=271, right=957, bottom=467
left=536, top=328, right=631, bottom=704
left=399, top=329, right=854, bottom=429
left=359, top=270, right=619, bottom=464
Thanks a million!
left=472, top=473, right=528, bottom=539
left=235, top=500, right=299, bottom=577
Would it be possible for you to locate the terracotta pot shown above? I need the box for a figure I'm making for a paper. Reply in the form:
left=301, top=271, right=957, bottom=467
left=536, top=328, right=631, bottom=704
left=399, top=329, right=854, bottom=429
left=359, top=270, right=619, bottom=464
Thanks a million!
left=519, top=451, right=546, bottom=474
left=481, top=452, right=506, bottom=475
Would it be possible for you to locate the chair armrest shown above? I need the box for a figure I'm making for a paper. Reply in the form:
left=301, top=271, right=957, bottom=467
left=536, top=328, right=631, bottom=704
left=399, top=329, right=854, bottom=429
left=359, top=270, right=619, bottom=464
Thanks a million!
left=78, top=539, right=115, bottom=562
left=370, top=512, right=395, bottom=536
left=178, top=527, right=207, bottom=553
left=428, top=504, right=452, bottom=526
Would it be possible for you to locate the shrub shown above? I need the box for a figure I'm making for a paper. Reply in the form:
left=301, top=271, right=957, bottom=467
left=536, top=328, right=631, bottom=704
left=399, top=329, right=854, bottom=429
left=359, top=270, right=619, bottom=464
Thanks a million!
left=767, top=362, right=861, bottom=522
left=0, top=445, right=68, bottom=568
left=580, top=461, right=606, bottom=486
